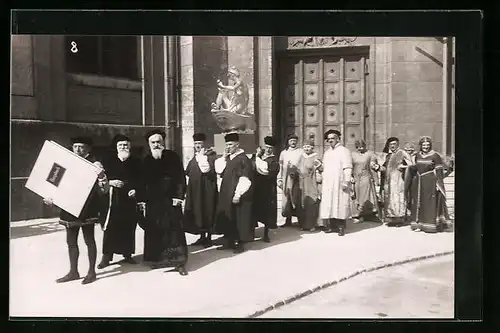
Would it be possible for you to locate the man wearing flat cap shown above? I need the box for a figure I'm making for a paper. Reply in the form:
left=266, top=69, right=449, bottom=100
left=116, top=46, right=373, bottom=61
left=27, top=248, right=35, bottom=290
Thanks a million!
left=277, top=133, right=303, bottom=227
left=138, top=129, right=188, bottom=275
left=252, top=136, right=280, bottom=242
left=43, top=136, right=108, bottom=284
left=183, top=132, right=218, bottom=247
left=214, top=132, right=254, bottom=253
left=318, top=129, right=353, bottom=236
left=97, top=134, right=142, bottom=269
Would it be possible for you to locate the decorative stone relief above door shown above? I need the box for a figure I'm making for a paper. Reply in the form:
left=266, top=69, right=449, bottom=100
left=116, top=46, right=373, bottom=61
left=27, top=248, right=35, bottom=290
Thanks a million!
left=288, top=37, right=358, bottom=49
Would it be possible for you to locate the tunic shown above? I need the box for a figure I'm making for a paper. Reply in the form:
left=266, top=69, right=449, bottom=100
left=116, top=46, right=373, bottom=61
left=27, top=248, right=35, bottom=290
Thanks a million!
left=351, top=150, right=378, bottom=217
left=278, top=147, right=303, bottom=217
left=101, top=154, right=142, bottom=256
left=297, top=152, right=322, bottom=229
left=406, top=151, right=450, bottom=232
left=214, top=149, right=254, bottom=242
left=140, top=150, right=188, bottom=265
left=183, top=151, right=218, bottom=235
left=380, top=149, right=413, bottom=220
left=59, top=153, right=108, bottom=228
left=319, top=144, right=353, bottom=220
left=252, top=153, right=280, bottom=229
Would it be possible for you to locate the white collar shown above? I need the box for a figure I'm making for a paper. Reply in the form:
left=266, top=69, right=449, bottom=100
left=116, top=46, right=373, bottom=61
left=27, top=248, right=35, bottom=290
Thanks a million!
left=229, top=148, right=245, bottom=160
left=419, top=150, right=436, bottom=158
left=302, top=152, right=317, bottom=158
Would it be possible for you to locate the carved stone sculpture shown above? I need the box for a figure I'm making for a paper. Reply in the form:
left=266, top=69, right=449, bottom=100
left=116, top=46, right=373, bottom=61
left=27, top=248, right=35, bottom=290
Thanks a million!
left=288, top=36, right=358, bottom=49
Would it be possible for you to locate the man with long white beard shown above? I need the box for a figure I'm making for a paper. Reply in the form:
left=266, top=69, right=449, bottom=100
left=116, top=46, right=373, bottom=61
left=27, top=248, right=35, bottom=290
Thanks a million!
left=97, top=134, right=142, bottom=269
left=139, top=130, right=188, bottom=275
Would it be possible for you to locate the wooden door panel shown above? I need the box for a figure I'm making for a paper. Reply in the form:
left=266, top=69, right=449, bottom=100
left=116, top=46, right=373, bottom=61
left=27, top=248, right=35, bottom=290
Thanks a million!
left=304, top=105, right=320, bottom=125
left=303, top=61, right=320, bottom=82
left=345, top=81, right=361, bottom=103
left=345, top=125, right=362, bottom=150
left=304, top=83, right=320, bottom=104
left=286, top=105, right=301, bottom=126
left=345, top=57, right=363, bottom=80
left=324, top=104, right=342, bottom=125
left=324, top=82, right=340, bottom=103
left=346, top=104, right=362, bottom=124
left=323, top=60, right=341, bottom=81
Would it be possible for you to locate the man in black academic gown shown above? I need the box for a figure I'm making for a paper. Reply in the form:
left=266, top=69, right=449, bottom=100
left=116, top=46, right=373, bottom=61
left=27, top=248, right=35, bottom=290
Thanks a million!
left=183, top=132, right=218, bottom=248
left=139, top=129, right=188, bottom=275
left=43, top=136, right=108, bottom=285
left=214, top=132, right=254, bottom=254
left=98, top=134, right=141, bottom=269
left=252, top=136, right=280, bottom=243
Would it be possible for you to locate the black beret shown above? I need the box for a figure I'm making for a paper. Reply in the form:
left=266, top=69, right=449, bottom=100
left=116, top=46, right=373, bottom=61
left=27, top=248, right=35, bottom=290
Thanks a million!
left=324, top=129, right=341, bottom=140
left=287, top=133, right=298, bottom=141
left=193, top=133, right=207, bottom=142
left=145, top=129, right=166, bottom=141
left=225, top=132, right=239, bottom=142
left=71, top=136, right=93, bottom=146
left=112, top=134, right=130, bottom=146
left=264, top=136, right=277, bottom=147
left=383, top=137, right=399, bottom=153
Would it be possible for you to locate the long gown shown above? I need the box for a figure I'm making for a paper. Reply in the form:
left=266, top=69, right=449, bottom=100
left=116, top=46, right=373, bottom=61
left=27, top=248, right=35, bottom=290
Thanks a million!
left=406, top=150, right=450, bottom=233
left=141, top=150, right=188, bottom=266
left=183, top=151, right=218, bottom=235
left=351, top=150, right=378, bottom=219
left=296, top=152, right=321, bottom=229
left=101, top=154, right=142, bottom=256
left=252, top=154, right=280, bottom=229
left=278, top=147, right=303, bottom=218
left=319, top=144, right=353, bottom=220
left=380, top=148, right=413, bottom=224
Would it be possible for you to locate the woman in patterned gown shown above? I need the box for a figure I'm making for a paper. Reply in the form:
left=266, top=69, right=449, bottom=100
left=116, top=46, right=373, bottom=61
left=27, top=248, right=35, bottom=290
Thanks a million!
left=296, top=139, right=322, bottom=231
left=351, top=139, right=379, bottom=223
left=406, top=136, right=451, bottom=233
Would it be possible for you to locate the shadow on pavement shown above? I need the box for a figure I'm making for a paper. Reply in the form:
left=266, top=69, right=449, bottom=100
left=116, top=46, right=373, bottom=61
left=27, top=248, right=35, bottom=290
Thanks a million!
left=95, top=258, right=152, bottom=281
left=11, top=223, right=65, bottom=239
left=345, top=219, right=384, bottom=234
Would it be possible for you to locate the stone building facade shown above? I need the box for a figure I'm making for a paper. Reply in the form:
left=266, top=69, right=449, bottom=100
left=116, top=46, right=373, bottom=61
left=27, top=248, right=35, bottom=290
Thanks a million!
left=10, top=35, right=455, bottom=221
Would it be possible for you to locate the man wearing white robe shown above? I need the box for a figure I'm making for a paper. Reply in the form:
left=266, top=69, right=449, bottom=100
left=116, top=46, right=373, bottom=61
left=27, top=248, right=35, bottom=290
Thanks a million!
left=319, top=129, right=353, bottom=236
left=277, top=133, right=303, bottom=227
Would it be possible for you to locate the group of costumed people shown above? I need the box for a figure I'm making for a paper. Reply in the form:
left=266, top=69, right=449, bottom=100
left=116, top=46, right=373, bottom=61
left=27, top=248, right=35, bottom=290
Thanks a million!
left=41, top=129, right=453, bottom=285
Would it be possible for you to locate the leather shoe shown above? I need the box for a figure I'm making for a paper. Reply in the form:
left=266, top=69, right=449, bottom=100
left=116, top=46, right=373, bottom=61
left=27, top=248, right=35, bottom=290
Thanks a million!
left=338, top=227, right=345, bottom=236
left=82, top=273, right=97, bottom=285
left=56, top=272, right=80, bottom=283
left=177, top=266, right=188, bottom=276
left=323, top=228, right=334, bottom=233
left=123, top=256, right=137, bottom=264
left=262, top=235, right=271, bottom=243
left=233, top=243, right=245, bottom=254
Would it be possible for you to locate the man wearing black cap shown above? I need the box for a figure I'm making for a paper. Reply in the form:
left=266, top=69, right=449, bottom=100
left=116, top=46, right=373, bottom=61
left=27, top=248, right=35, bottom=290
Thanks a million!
left=139, top=129, right=188, bottom=275
left=183, top=133, right=218, bottom=247
left=277, top=133, right=303, bottom=227
left=97, top=134, right=142, bottom=269
left=318, top=129, right=353, bottom=236
left=252, top=136, right=280, bottom=242
left=214, top=132, right=254, bottom=253
left=43, top=136, right=108, bottom=284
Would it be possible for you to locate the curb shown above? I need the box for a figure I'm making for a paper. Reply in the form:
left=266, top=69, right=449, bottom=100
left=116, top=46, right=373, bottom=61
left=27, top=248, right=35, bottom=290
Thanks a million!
left=246, top=250, right=454, bottom=318
left=10, top=218, right=59, bottom=228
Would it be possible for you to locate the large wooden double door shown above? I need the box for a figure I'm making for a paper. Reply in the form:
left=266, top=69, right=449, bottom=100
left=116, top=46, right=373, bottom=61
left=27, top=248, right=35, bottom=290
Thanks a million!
left=279, top=52, right=369, bottom=155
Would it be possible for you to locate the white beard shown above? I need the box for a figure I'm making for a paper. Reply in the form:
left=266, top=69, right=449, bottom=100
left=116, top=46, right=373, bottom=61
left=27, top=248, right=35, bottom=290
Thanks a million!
left=151, top=148, right=163, bottom=160
left=117, top=150, right=130, bottom=161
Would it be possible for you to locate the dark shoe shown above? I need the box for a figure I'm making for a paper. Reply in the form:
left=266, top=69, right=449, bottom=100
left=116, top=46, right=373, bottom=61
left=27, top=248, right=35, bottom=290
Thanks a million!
left=262, top=235, right=271, bottom=243
left=323, top=228, right=334, bottom=233
left=82, top=273, right=97, bottom=285
left=203, top=239, right=213, bottom=248
left=233, top=243, right=245, bottom=254
left=123, top=256, right=137, bottom=264
left=177, top=266, right=188, bottom=276
left=151, top=262, right=163, bottom=270
left=97, top=259, right=110, bottom=269
left=338, top=227, right=346, bottom=236
left=192, top=237, right=205, bottom=246
left=56, top=272, right=80, bottom=283
left=217, top=243, right=234, bottom=251
left=280, top=223, right=292, bottom=228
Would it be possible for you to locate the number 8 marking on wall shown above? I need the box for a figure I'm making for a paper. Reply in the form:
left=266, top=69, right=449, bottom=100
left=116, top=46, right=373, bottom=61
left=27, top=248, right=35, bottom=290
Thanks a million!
left=70, top=41, right=78, bottom=53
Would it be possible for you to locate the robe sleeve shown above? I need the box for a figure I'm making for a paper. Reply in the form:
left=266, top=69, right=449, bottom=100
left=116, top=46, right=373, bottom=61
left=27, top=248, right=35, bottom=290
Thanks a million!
left=342, top=148, right=353, bottom=181
left=255, top=156, right=269, bottom=175
left=268, top=157, right=280, bottom=178
left=233, top=156, right=252, bottom=198
left=171, top=151, right=186, bottom=201
left=215, top=156, right=227, bottom=175
left=277, top=150, right=285, bottom=181
left=196, top=154, right=211, bottom=173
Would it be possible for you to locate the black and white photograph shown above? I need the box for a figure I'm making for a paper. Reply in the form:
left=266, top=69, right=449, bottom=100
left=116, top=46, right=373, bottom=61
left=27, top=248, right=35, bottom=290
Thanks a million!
left=11, top=29, right=462, bottom=319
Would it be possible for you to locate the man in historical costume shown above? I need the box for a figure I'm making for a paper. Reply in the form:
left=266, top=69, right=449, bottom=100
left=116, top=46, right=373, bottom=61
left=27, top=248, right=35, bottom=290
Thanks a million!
left=318, top=130, right=353, bottom=236
left=373, top=137, right=413, bottom=226
left=139, top=130, right=188, bottom=276
left=43, top=136, right=109, bottom=284
left=405, top=136, right=451, bottom=233
left=211, top=66, right=250, bottom=115
left=214, top=132, right=254, bottom=253
left=97, top=134, right=142, bottom=269
left=252, top=136, right=280, bottom=243
left=277, top=133, right=303, bottom=228
left=183, top=133, right=218, bottom=248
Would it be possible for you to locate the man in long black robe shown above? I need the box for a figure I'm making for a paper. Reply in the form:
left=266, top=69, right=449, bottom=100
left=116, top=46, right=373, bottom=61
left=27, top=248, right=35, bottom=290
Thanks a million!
left=252, top=136, right=280, bottom=243
left=184, top=132, right=218, bottom=247
left=98, top=134, right=141, bottom=269
left=214, top=132, right=254, bottom=254
left=139, top=130, right=188, bottom=276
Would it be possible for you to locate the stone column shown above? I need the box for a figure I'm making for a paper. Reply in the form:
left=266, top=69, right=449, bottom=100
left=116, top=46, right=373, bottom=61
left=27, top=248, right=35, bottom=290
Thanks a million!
left=179, top=36, right=196, bottom=167
left=256, top=36, right=274, bottom=144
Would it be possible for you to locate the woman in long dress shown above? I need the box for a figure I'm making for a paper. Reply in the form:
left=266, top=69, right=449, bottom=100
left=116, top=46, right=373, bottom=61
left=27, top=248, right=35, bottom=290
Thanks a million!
left=351, top=139, right=379, bottom=223
left=406, top=136, right=451, bottom=233
left=296, top=139, right=322, bottom=232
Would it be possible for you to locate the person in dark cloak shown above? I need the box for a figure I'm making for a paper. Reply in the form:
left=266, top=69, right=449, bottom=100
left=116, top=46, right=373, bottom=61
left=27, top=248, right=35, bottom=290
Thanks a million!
left=42, top=136, right=109, bottom=285
left=97, top=134, right=141, bottom=269
left=251, top=136, right=280, bottom=243
left=183, top=132, right=218, bottom=248
left=138, top=130, right=188, bottom=276
left=214, top=132, right=254, bottom=253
